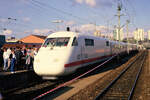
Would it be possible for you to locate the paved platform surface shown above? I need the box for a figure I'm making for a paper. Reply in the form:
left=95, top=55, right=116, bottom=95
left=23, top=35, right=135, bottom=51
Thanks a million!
left=54, top=70, right=111, bottom=100
left=0, top=69, right=40, bottom=93
left=0, top=70, right=28, bottom=76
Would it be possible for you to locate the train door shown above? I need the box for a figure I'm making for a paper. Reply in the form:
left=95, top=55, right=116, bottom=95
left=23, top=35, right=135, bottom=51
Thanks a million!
left=105, top=40, right=110, bottom=56
left=80, top=39, right=85, bottom=63
left=72, top=37, right=83, bottom=64
left=109, top=42, right=113, bottom=55
left=80, top=37, right=85, bottom=64
left=76, top=37, right=88, bottom=67
left=72, top=36, right=87, bottom=68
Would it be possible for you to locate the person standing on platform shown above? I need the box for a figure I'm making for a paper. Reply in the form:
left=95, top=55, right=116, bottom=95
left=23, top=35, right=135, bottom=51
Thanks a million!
left=21, top=46, right=27, bottom=69
left=10, top=50, right=16, bottom=73
left=15, top=47, right=23, bottom=70
left=7, top=48, right=11, bottom=69
left=3, top=48, right=8, bottom=71
left=22, top=46, right=27, bottom=56
left=33, top=48, right=38, bottom=56
left=25, top=48, right=32, bottom=70
left=30, top=48, right=35, bottom=70
left=0, top=48, right=4, bottom=69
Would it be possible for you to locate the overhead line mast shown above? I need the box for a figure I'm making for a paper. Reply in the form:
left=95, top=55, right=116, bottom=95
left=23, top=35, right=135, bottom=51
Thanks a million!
left=115, top=0, right=124, bottom=61
left=126, top=20, right=130, bottom=54
left=117, top=1, right=122, bottom=49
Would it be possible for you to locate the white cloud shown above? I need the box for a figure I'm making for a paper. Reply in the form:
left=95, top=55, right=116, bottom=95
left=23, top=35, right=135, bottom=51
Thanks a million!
left=79, top=24, right=96, bottom=32
left=73, top=24, right=110, bottom=34
left=85, top=0, right=96, bottom=7
left=0, top=18, right=8, bottom=23
left=33, top=29, right=53, bottom=35
left=76, top=0, right=83, bottom=4
left=75, top=0, right=113, bottom=7
left=75, top=0, right=96, bottom=7
left=65, top=20, right=76, bottom=26
left=3, top=29, right=13, bottom=35
left=23, top=17, right=31, bottom=22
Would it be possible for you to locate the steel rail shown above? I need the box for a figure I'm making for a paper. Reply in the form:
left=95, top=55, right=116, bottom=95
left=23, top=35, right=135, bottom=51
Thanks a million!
left=128, top=52, right=146, bottom=100
left=94, top=52, right=144, bottom=100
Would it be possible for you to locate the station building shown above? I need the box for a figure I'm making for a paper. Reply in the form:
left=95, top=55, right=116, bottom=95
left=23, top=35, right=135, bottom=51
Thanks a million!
left=3, top=35, right=47, bottom=48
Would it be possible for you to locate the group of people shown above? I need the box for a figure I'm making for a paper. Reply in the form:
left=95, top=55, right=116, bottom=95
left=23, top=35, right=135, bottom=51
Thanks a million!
left=0, top=46, right=38, bottom=73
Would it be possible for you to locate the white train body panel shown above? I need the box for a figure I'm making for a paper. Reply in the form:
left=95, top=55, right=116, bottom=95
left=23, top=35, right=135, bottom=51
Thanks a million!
left=34, top=32, right=74, bottom=77
left=34, top=48, right=68, bottom=76
left=33, top=31, right=138, bottom=79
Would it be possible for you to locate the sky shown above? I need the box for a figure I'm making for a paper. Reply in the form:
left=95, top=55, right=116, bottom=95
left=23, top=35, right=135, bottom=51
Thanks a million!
left=0, top=0, right=150, bottom=38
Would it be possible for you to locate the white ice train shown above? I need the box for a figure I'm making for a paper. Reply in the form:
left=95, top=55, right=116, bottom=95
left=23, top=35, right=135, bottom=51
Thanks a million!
left=33, top=31, right=138, bottom=79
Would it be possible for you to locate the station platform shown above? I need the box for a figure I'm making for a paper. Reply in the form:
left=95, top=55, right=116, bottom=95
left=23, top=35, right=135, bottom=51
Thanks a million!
left=0, top=69, right=41, bottom=93
left=0, top=70, right=27, bottom=76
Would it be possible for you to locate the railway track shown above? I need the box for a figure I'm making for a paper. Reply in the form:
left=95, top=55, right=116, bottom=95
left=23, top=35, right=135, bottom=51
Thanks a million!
left=3, top=80, right=59, bottom=100
left=3, top=73, right=83, bottom=100
left=33, top=52, right=138, bottom=100
left=2, top=52, right=138, bottom=100
left=95, top=51, right=146, bottom=100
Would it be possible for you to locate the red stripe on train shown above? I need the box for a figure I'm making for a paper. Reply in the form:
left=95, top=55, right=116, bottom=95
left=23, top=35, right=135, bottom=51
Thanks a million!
left=64, top=54, right=115, bottom=68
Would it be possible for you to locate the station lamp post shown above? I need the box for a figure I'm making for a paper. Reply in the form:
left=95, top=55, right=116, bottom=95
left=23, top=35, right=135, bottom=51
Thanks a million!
left=52, top=20, right=63, bottom=31
left=0, top=17, right=16, bottom=37
left=8, top=17, right=17, bottom=25
left=8, top=17, right=17, bottom=21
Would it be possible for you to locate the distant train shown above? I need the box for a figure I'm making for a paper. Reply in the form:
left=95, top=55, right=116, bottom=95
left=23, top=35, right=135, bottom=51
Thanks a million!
left=33, top=31, right=142, bottom=79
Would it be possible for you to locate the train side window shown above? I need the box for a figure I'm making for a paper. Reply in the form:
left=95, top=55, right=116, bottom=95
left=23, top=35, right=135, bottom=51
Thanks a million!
left=85, top=39, right=94, bottom=46
left=72, top=37, right=78, bottom=46
left=106, top=41, right=109, bottom=46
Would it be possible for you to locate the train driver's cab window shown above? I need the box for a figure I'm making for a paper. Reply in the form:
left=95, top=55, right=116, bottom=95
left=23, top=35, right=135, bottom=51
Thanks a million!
left=106, top=41, right=109, bottom=46
left=72, top=37, right=78, bottom=46
left=85, top=39, right=94, bottom=46
left=42, top=37, right=70, bottom=47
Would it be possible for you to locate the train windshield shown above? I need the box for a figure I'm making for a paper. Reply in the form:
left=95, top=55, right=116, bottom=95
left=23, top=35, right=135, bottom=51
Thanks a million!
left=42, top=37, right=70, bottom=47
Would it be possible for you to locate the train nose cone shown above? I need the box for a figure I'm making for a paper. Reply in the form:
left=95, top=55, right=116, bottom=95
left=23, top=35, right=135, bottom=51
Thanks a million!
left=33, top=51, right=65, bottom=76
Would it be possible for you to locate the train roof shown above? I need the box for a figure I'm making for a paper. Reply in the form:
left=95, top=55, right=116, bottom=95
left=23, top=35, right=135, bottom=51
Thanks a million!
left=47, top=31, right=94, bottom=38
left=47, top=31, right=76, bottom=38
left=47, top=31, right=108, bottom=40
